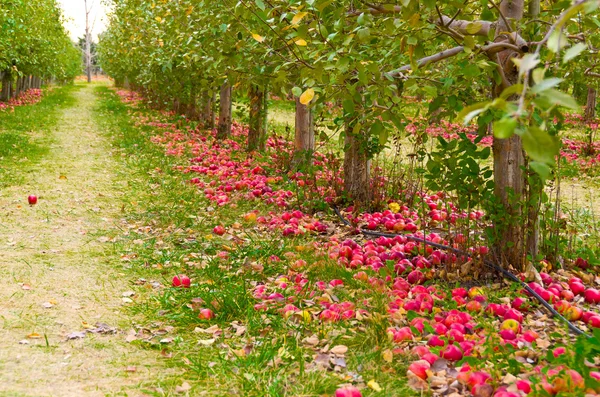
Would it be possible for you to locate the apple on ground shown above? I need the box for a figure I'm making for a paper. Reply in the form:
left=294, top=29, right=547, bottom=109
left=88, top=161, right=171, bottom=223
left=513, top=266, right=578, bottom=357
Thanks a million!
left=172, top=274, right=191, bottom=288
left=28, top=195, right=38, bottom=205
left=334, top=386, right=362, bottom=397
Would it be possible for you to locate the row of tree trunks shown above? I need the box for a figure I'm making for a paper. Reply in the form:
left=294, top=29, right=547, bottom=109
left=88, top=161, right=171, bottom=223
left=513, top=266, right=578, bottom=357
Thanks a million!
left=0, top=74, right=42, bottom=102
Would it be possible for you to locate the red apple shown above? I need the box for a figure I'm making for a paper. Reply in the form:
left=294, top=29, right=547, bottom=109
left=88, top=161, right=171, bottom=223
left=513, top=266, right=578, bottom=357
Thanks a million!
left=440, top=344, right=463, bottom=361
left=585, top=288, right=600, bottom=304
left=334, top=386, right=362, bottom=397
left=172, top=274, right=191, bottom=288
left=213, top=225, right=226, bottom=235
left=28, top=195, right=37, bottom=205
left=466, top=300, right=482, bottom=312
left=198, top=308, right=215, bottom=320
left=588, top=316, right=600, bottom=328
left=504, top=308, right=524, bottom=323
left=516, top=380, right=532, bottom=394
left=408, top=360, right=431, bottom=380
left=570, top=282, right=585, bottom=296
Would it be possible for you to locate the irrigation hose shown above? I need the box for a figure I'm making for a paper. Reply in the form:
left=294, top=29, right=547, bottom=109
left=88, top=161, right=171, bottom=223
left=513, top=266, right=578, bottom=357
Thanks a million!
left=332, top=207, right=590, bottom=338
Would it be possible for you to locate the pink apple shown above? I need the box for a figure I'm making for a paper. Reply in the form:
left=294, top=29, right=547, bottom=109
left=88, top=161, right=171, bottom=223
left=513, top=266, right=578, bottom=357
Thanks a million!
left=28, top=195, right=37, bottom=205
left=172, top=274, right=191, bottom=288
left=213, top=225, right=226, bottom=235
left=334, top=386, right=362, bottom=397
left=585, top=288, right=600, bottom=304
left=198, top=308, right=214, bottom=320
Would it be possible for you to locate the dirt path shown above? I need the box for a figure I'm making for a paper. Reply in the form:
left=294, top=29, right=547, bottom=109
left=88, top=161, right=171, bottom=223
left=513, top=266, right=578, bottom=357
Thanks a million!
left=0, top=84, right=165, bottom=396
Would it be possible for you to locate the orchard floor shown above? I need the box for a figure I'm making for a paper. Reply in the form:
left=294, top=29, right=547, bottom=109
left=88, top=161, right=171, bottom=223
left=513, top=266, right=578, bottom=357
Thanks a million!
left=0, top=83, right=173, bottom=396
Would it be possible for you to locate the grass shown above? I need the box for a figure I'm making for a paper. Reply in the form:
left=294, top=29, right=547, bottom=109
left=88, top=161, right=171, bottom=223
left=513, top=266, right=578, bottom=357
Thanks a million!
left=94, top=86, right=417, bottom=396
left=0, top=85, right=79, bottom=188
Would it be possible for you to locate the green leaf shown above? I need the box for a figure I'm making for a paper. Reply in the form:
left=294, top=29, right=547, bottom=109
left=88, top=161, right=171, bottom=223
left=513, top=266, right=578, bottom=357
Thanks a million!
left=540, top=89, right=579, bottom=110
left=563, top=43, right=587, bottom=63
left=465, top=22, right=482, bottom=34
left=499, top=84, right=524, bottom=100
left=291, top=86, right=302, bottom=97
left=457, top=101, right=490, bottom=125
left=530, top=161, right=552, bottom=182
left=342, top=99, right=355, bottom=115
left=530, top=78, right=563, bottom=94
left=521, top=127, right=561, bottom=165
left=493, top=117, right=517, bottom=139
left=547, top=30, right=568, bottom=53
left=255, top=0, right=266, bottom=10
left=513, top=54, right=539, bottom=79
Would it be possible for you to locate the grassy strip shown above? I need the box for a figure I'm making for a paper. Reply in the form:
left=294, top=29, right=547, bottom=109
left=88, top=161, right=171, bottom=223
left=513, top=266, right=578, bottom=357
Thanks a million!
left=94, top=86, right=415, bottom=396
left=0, top=85, right=79, bottom=187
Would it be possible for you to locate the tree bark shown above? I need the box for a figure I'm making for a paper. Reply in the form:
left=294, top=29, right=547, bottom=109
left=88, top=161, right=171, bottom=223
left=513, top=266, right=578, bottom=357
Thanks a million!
left=247, top=84, right=266, bottom=151
left=0, top=72, right=10, bottom=101
left=343, top=120, right=371, bottom=207
left=492, top=0, right=528, bottom=270
left=217, top=82, right=232, bottom=139
left=528, top=0, right=540, bottom=17
left=585, top=86, right=597, bottom=122
left=200, top=91, right=215, bottom=129
left=292, top=97, right=315, bottom=166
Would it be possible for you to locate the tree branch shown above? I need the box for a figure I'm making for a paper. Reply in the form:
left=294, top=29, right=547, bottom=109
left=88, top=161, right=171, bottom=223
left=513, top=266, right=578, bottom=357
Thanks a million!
left=388, top=42, right=526, bottom=76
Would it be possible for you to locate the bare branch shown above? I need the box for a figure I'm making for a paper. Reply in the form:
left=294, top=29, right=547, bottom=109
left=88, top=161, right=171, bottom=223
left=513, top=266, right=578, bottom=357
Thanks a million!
left=388, top=41, right=526, bottom=76
left=436, top=16, right=494, bottom=36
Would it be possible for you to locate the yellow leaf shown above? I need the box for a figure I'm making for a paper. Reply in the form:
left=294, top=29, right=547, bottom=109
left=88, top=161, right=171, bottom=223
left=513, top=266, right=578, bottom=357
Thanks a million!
left=291, top=12, right=308, bottom=25
left=382, top=349, right=393, bottom=363
left=294, top=39, right=307, bottom=46
left=367, top=380, right=382, bottom=392
left=186, top=6, right=194, bottom=16
left=252, top=33, right=265, bottom=43
left=155, top=16, right=162, bottom=22
left=299, top=88, right=315, bottom=105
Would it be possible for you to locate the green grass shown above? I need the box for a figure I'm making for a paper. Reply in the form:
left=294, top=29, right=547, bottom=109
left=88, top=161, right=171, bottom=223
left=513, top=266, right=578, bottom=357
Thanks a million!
left=93, top=86, right=416, bottom=396
left=0, top=85, right=79, bottom=187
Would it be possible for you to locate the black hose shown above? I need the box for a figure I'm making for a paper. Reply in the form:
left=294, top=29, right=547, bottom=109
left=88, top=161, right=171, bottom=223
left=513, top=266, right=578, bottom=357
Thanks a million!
left=333, top=207, right=590, bottom=338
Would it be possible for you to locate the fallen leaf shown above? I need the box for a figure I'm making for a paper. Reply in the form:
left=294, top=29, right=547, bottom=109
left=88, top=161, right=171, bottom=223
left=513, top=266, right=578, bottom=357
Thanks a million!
left=66, top=331, right=86, bottom=340
left=382, top=349, right=393, bottom=363
left=42, top=302, right=54, bottom=309
left=330, top=345, right=348, bottom=355
left=175, top=382, right=192, bottom=393
left=367, top=380, right=382, bottom=392
left=27, top=333, right=42, bottom=339
left=125, top=366, right=137, bottom=372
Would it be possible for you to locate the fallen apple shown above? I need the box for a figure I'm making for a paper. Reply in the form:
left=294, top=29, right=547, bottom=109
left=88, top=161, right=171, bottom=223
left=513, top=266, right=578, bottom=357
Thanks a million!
left=28, top=195, right=37, bottom=205
left=172, top=274, right=191, bottom=288
left=334, top=386, right=362, bottom=397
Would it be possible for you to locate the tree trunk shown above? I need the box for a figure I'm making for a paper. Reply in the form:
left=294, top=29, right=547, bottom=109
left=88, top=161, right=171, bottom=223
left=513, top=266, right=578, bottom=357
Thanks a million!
left=200, top=91, right=215, bottom=129
left=0, top=72, right=10, bottom=102
left=343, top=118, right=371, bottom=206
left=247, top=84, right=266, bottom=151
left=292, top=97, right=315, bottom=167
left=528, top=0, right=540, bottom=17
left=217, top=82, right=232, bottom=139
left=492, top=0, right=528, bottom=270
left=585, top=86, right=597, bottom=122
